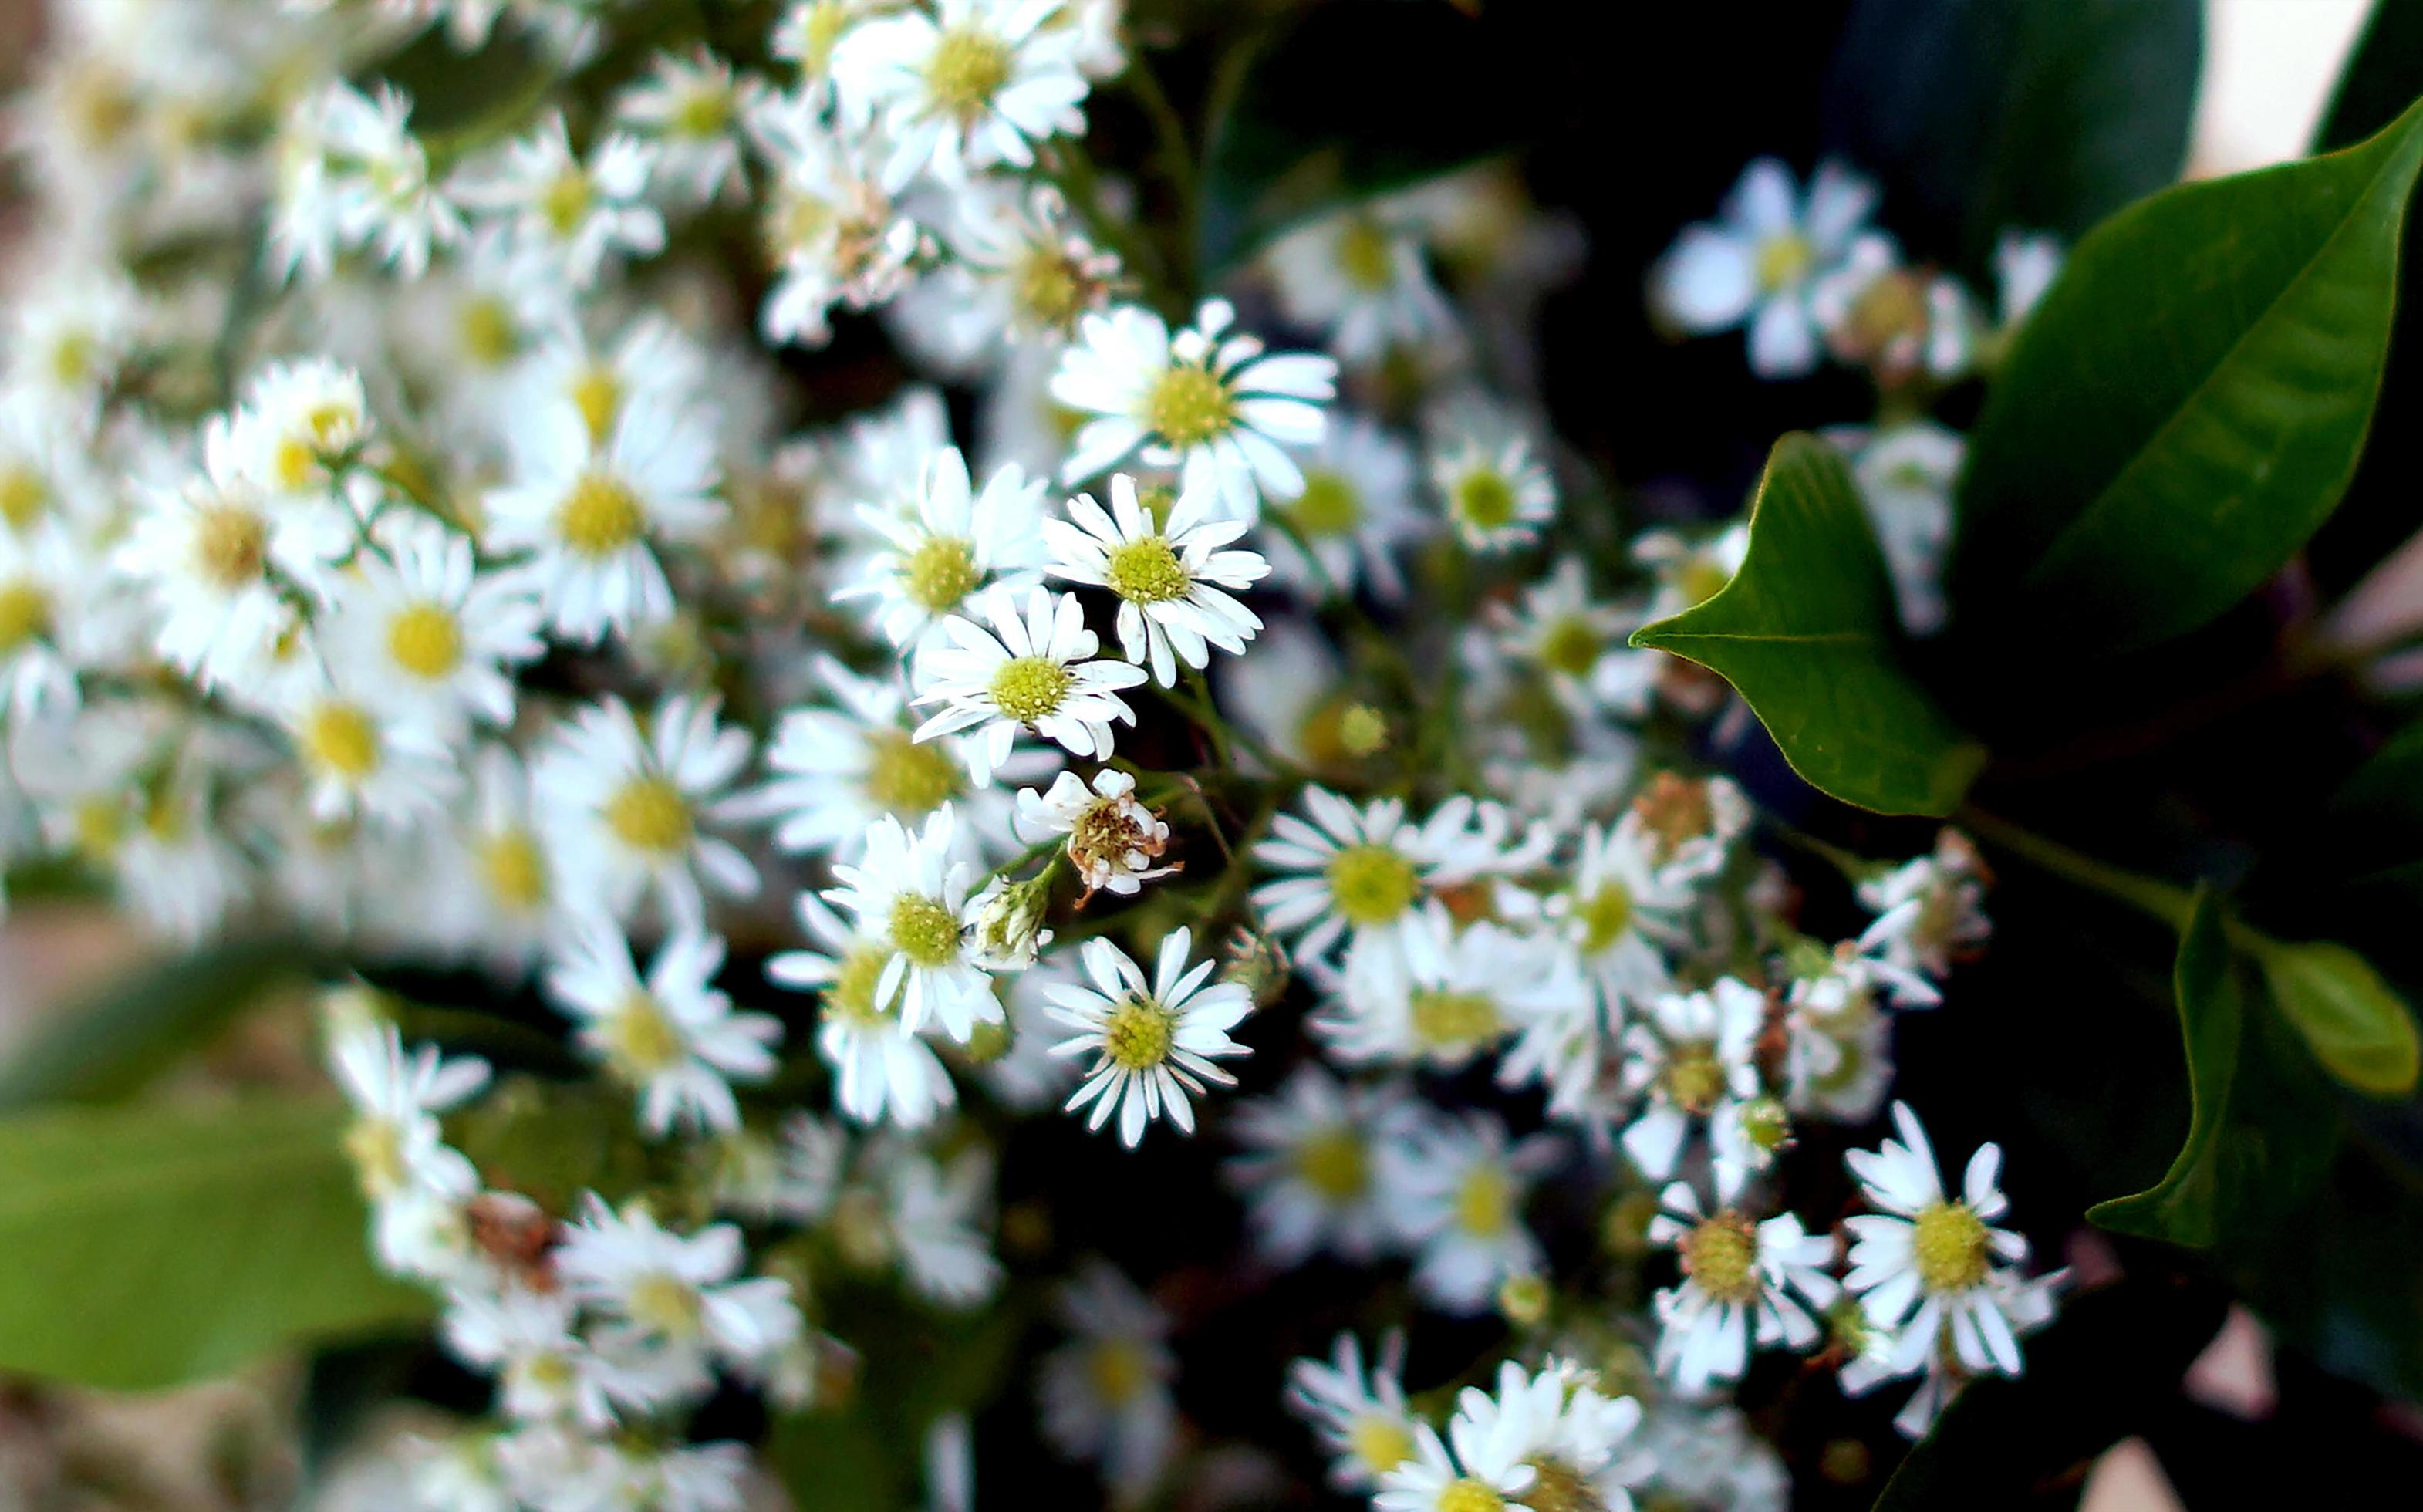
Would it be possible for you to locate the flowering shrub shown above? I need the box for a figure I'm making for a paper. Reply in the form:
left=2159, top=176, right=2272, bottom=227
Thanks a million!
left=2, top=1, right=2423, bottom=1508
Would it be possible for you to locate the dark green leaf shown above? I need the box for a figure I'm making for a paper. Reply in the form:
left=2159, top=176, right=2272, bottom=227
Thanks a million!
left=2089, top=892, right=2340, bottom=1245
left=0, top=934, right=321, bottom=1112
left=2249, top=937, right=2422, bottom=1097
left=369, top=24, right=553, bottom=149
left=1874, top=1274, right=2230, bottom=1510
left=1630, top=432, right=1985, bottom=815
left=770, top=1399, right=902, bottom=1512
left=2317, top=0, right=2423, bottom=152
left=1951, top=97, right=2423, bottom=652
left=1824, top=0, right=2201, bottom=270
left=0, top=1098, right=430, bottom=1390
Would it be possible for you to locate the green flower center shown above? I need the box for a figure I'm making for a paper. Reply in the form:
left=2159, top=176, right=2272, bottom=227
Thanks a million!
left=1453, top=1164, right=1514, bottom=1237
left=1086, top=1338, right=1151, bottom=1404
left=1014, top=245, right=1088, bottom=330
left=1663, top=1039, right=1726, bottom=1113
left=0, top=466, right=49, bottom=529
left=888, top=893, right=963, bottom=968
left=903, top=534, right=981, bottom=612
left=825, top=945, right=896, bottom=1026
left=1912, top=1200, right=1991, bottom=1293
left=1453, top=468, right=1519, bottom=530
left=1681, top=1208, right=1761, bottom=1302
left=193, top=503, right=268, bottom=589
left=1409, top=987, right=1501, bottom=1054
left=1144, top=365, right=1236, bottom=449
left=1754, top=231, right=1814, bottom=292
left=627, top=1272, right=704, bottom=1338
left=1286, top=471, right=1361, bottom=536
left=1293, top=1126, right=1368, bottom=1200
left=604, top=776, right=692, bottom=855
left=1537, top=614, right=1601, bottom=678
left=540, top=170, right=592, bottom=238
left=1324, top=843, right=1421, bottom=926
left=1102, top=994, right=1176, bottom=1071
left=670, top=83, right=732, bottom=138
left=479, top=830, right=549, bottom=910
left=459, top=295, right=520, bottom=367
left=1336, top=216, right=1395, bottom=291
left=1104, top=535, right=1191, bottom=604
left=604, top=991, right=687, bottom=1078
left=862, top=727, right=965, bottom=817
left=926, top=26, right=1012, bottom=118
left=1577, top=881, right=1633, bottom=954
left=989, top=655, right=1072, bottom=723
left=0, top=578, right=51, bottom=653
left=1348, top=1416, right=1415, bottom=1477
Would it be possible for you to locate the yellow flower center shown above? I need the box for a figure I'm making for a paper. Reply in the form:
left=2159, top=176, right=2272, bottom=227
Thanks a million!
left=888, top=893, right=963, bottom=967
left=825, top=944, right=896, bottom=1026
left=1335, top=216, right=1395, bottom=291
left=0, top=466, right=48, bottom=529
left=862, top=727, right=965, bottom=816
left=1453, top=468, right=1519, bottom=531
left=605, top=991, right=687, bottom=1078
left=1409, top=987, right=1501, bottom=1054
left=541, top=170, right=592, bottom=238
left=386, top=601, right=462, bottom=680
left=902, top=534, right=981, bottom=612
left=671, top=83, right=731, bottom=138
left=48, top=331, right=96, bottom=390
left=925, top=25, right=1013, bottom=120
left=1577, top=881, right=1633, bottom=954
left=478, top=829, right=549, bottom=910
left=569, top=364, right=621, bottom=444
left=1453, top=1164, right=1514, bottom=1237
left=343, top=1116, right=407, bottom=1200
left=0, top=578, right=50, bottom=653
left=302, top=701, right=380, bottom=780
left=555, top=472, right=646, bottom=558
left=1085, top=1338, right=1151, bottom=1406
left=767, top=187, right=835, bottom=258
left=1292, top=1126, right=1368, bottom=1200
left=1103, top=535, right=1190, bottom=604
left=192, top=503, right=268, bottom=589
left=1348, top=1416, right=1415, bottom=1477
left=1285, top=471, right=1360, bottom=536
left=603, top=776, right=692, bottom=855
left=626, top=1272, right=704, bottom=1338
left=1911, top=1200, right=1991, bottom=1293
left=1102, top=994, right=1175, bottom=1072
left=1663, top=1039, right=1726, bottom=1113
left=1755, top=231, right=1814, bottom=292
left=459, top=296, right=519, bottom=367
left=1537, top=614, right=1601, bottom=678
left=1144, top=365, right=1236, bottom=449
left=1437, top=1477, right=1506, bottom=1512
left=1324, top=843, right=1420, bottom=926
left=1014, top=245, right=1089, bottom=331
left=73, top=797, right=125, bottom=859
left=989, top=655, right=1071, bottom=723
left=1680, top=1208, right=1761, bottom=1303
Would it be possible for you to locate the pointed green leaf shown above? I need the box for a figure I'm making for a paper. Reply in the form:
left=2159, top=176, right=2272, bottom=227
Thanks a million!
left=2249, top=937, right=2421, bottom=1097
left=0, top=1098, right=430, bottom=1390
left=1631, top=433, right=1985, bottom=815
left=1952, top=97, right=2423, bottom=651
left=2090, top=892, right=2340, bottom=1245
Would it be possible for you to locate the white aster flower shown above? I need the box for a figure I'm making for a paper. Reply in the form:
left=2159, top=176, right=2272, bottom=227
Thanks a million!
left=1809, top=233, right=1977, bottom=386
left=1287, top=1331, right=1422, bottom=1493
left=557, top=1196, right=803, bottom=1374
left=822, top=805, right=1002, bottom=1041
left=1618, top=977, right=1768, bottom=1194
left=615, top=48, right=755, bottom=204
left=1046, top=926, right=1254, bottom=1146
left=1383, top=1112, right=1558, bottom=1315
left=1652, top=157, right=1878, bottom=378
left=744, top=89, right=923, bottom=347
left=545, top=920, right=781, bottom=1137
left=1044, top=472, right=1267, bottom=686
left=321, top=516, right=544, bottom=731
left=440, top=1285, right=619, bottom=1429
left=1262, top=203, right=1457, bottom=364
left=1054, top=297, right=1337, bottom=521
left=1857, top=827, right=1991, bottom=980
left=1318, top=907, right=1567, bottom=1072
left=1013, top=767, right=1174, bottom=900
left=1648, top=1180, right=1837, bottom=1392
left=839, top=444, right=1048, bottom=648
left=768, top=893, right=958, bottom=1129
left=1421, top=1358, right=1651, bottom=1512
left=454, top=112, right=665, bottom=288
left=329, top=1015, right=490, bottom=1204
left=1430, top=427, right=1554, bottom=552
left=1373, top=1417, right=1534, bottom=1512
left=1261, top=413, right=1426, bottom=601
left=315, top=79, right=464, bottom=279
left=1038, top=1259, right=1179, bottom=1502
left=1227, top=1069, right=1413, bottom=1267
left=832, top=0, right=1092, bottom=189
left=276, top=668, right=464, bottom=826
left=913, top=586, right=1147, bottom=781
left=876, top=1140, right=1006, bottom=1307
left=1831, top=420, right=1963, bottom=636
left=532, top=694, right=758, bottom=926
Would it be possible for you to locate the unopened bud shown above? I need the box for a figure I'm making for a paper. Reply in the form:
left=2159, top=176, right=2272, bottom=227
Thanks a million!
left=1497, top=1273, right=1550, bottom=1326
left=1220, top=925, right=1293, bottom=1007
left=1338, top=703, right=1389, bottom=756
left=964, top=873, right=1054, bottom=969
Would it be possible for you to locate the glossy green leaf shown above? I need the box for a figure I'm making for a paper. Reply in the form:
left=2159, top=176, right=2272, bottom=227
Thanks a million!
left=1824, top=0, right=2201, bottom=269
left=1951, top=97, right=2423, bottom=651
left=0, top=1098, right=430, bottom=1390
left=1630, top=432, right=1986, bottom=815
left=2248, top=937, right=2422, bottom=1097
left=0, top=934, right=320, bottom=1112
left=2090, top=893, right=2340, bottom=1245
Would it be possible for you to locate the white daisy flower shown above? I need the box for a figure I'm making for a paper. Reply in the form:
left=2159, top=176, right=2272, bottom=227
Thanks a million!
left=774, top=0, right=886, bottom=91
left=0, top=522, right=86, bottom=721
left=614, top=48, right=755, bottom=204
left=544, top=920, right=782, bottom=1138
left=1618, top=977, right=1768, bottom=1195
left=1053, top=297, right=1338, bottom=521
left=440, top=1285, right=620, bottom=1430
left=453, top=112, right=665, bottom=289
left=1541, top=814, right=1696, bottom=1017
left=1227, top=1069, right=1414, bottom=1266
left=531, top=694, right=758, bottom=926
left=1493, top=558, right=1638, bottom=715
left=1013, top=767, right=1175, bottom=901
left=275, top=668, right=464, bottom=826
left=913, top=585, right=1148, bottom=782
left=1652, top=157, right=1878, bottom=378
left=484, top=387, right=724, bottom=643
left=768, top=892, right=958, bottom=1129
left=1038, top=1259, right=1179, bottom=1502
left=832, top=0, right=1092, bottom=190
left=1809, top=233, right=1977, bottom=386
left=313, top=80, right=464, bottom=279
left=839, top=444, right=1048, bottom=648
left=1424, top=1358, right=1651, bottom=1512
left=1382, top=1112, right=1559, bottom=1315
left=743, top=89, right=923, bottom=347
left=1857, top=828, right=1992, bottom=980
left=556, top=1196, right=802, bottom=1373
left=1043, top=472, right=1268, bottom=686
left=930, top=181, right=1119, bottom=350
left=872, top=1140, right=1006, bottom=1308
left=1623, top=770, right=1753, bottom=889
left=1844, top=1102, right=2046, bottom=1382
left=1287, top=1331, right=1422, bottom=1493
left=1261, top=413, right=1426, bottom=601
left=1647, top=1180, right=1837, bottom=1392
left=235, top=357, right=370, bottom=499
left=506, top=315, right=710, bottom=461
left=822, top=805, right=1001, bottom=1041
left=321, top=517, right=544, bottom=731
left=3, top=266, right=143, bottom=434
left=1373, top=1417, right=1534, bottom=1512
left=1829, top=420, right=1964, bottom=636
left=1317, top=907, right=1568, bottom=1072
left=1261, top=204, right=1457, bottom=364
left=1045, top=926, right=1254, bottom=1146
left=328, top=1016, right=491, bottom=1204
left=1430, top=427, right=1554, bottom=552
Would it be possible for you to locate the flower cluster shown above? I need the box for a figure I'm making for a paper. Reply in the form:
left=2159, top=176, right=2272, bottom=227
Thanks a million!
left=0, top=3, right=2063, bottom=1507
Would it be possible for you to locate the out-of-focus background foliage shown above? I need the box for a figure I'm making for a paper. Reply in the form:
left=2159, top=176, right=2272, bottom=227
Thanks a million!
left=0, top=2, right=2394, bottom=1508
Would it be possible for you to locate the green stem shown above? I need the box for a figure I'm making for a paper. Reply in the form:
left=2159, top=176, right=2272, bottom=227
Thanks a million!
left=1957, top=807, right=2194, bottom=931
left=1120, top=57, right=1200, bottom=296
